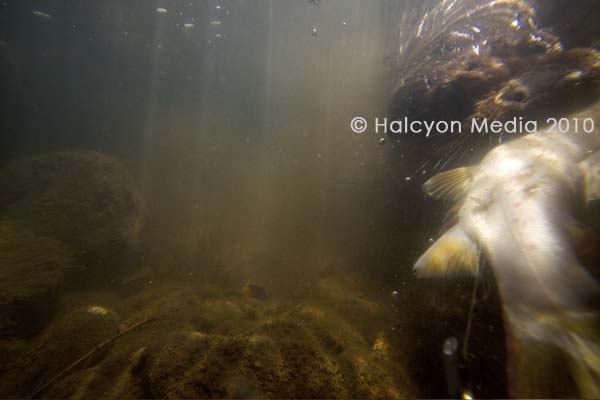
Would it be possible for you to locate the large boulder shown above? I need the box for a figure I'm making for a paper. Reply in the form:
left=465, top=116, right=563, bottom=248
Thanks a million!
left=135, top=278, right=412, bottom=399
left=0, top=151, right=143, bottom=273
left=0, top=221, right=76, bottom=338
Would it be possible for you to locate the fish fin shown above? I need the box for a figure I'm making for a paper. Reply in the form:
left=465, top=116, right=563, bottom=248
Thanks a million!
left=568, top=333, right=600, bottom=399
left=442, top=201, right=463, bottom=227
left=565, top=219, right=599, bottom=264
left=414, top=225, right=480, bottom=277
left=565, top=218, right=588, bottom=243
left=423, top=167, right=474, bottom=203
left=580, top=150, right=600, bottom=203
left=554, top=315, right=600, bottom=398
left=507, top=334, right=585, bottom=398
left=510, top=311, right=600, bottom=398
left=507, top=310, right=600, bottom=398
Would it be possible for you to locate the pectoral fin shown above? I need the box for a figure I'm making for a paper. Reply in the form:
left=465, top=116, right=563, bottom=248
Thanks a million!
left=414, top=225, right=480, bottom=277
left=423, top=167, right=475, bottom=203
left=522, top=312, right=600, bottom=399
left=580, top=150, right=600, bottom=203
left=569, top=333, right=600, bottom=399
left=565, top=218, right=599, bottom=265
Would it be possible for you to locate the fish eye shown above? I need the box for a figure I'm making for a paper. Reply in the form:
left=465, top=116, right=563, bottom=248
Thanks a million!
left=501, top=88, right=528, bottom=103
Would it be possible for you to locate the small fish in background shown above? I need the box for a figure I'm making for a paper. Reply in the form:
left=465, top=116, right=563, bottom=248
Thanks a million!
left=156, top=8, right=168, bottom=15
left=32, top=10, right=52, bottom=19
left=414, top=70, right=600, bottom=397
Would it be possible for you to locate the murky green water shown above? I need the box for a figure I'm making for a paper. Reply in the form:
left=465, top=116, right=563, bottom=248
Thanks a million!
left=1, top=1, right=600, bottom=398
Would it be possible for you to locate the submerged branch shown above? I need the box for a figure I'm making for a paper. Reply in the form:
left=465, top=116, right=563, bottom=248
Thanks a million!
left=28, top=316, right=156, bottom=399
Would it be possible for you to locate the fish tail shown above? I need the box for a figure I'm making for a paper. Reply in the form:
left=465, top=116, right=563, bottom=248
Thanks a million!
left=508, top=334, right=577, bottom=398
left=507, top=315, right=600, bottom=398
left=566, top=331, right=600, bottom=398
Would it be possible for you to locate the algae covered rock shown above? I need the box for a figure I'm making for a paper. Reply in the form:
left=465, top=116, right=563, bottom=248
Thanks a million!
left=0, top=221, right=76, bottom=337
left=0, top=276, right=415, bottom=399
left=0, top=304, right=121, bottom=398
left=132, top=278, right=412, bottom=399
left=139, top=307, right=407, bottom=399
left=0, top=151, right=143, bottom=271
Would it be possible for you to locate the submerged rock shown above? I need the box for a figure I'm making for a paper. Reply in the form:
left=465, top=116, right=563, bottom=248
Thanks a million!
left=0, top=304, right=121, bottom=398
left=0, top=221, right=76, bottom=338
left=0, top=276, right=414, bottom=399
left=140, top=302, right=406, bottom=399
left=0, top=151, right=144, bottom=273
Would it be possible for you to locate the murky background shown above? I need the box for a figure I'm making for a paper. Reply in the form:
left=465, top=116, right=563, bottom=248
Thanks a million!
left=1, top=0, right=600, bottom=398
left=1, top=0, right=420, bottom=283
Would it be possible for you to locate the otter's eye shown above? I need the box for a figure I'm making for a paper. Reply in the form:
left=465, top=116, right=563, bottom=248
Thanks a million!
left=565, top=70, right=584, bottom=81
left=502, top=89, right=528, bottom=103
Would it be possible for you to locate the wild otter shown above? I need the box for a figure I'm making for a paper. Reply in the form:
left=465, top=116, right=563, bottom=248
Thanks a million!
left=388, top=1, right=600, bottom=398
left=390, top=1, right=600, bottom=170
left=390, top=0, right=561, bottom=129
left=469, top=48, right=600, bottom=125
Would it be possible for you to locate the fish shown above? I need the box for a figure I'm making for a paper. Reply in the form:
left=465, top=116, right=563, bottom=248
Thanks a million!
left=31, top=10, right=52, bottom=19
left=414, top=101, right=600, bottom=398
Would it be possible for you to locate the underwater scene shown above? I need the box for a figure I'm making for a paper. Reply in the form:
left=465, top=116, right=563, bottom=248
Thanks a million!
left=1, top=0, right=600, bottom=398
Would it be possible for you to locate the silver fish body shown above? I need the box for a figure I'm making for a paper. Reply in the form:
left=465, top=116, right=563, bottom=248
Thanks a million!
left=31, top=11, right=52, bottom=19
left=415, top=103, right=600, bottom=397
